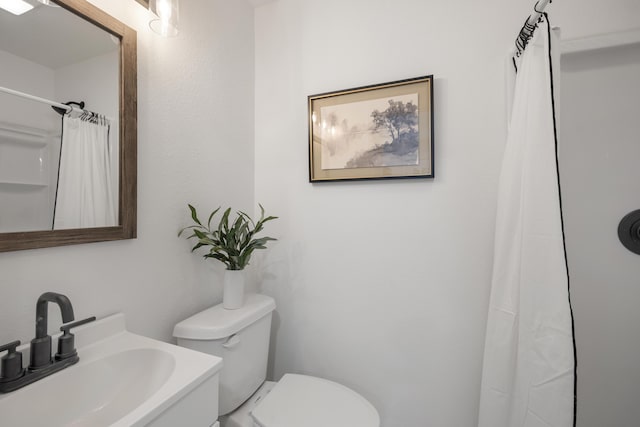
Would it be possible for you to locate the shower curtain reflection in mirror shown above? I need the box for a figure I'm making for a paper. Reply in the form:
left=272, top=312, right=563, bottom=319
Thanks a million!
left=53, top=113, right=117, bottom=229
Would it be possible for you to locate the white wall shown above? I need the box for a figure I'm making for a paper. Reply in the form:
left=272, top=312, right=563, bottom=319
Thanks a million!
left=560, top=42, right=640, bottom=427
left=54, top=50, right=119, bottom=121
left=253, top=1, right=640, bottom=425
left=0, top=0, right=256, bottom=349
left=0, top=50, right=57, bottom=128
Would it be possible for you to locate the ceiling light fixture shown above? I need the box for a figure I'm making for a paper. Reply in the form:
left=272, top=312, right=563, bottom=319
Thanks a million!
left=0, top=0, right=34, bottom=15
left=149, top=0, right=179, bottom=37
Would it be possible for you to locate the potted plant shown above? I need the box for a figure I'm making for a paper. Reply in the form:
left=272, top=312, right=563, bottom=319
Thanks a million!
left=179, top=204, right=278, bottom=309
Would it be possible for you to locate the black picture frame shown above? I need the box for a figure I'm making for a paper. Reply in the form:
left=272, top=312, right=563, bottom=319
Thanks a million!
left=308, top=75, right=434, bottom=182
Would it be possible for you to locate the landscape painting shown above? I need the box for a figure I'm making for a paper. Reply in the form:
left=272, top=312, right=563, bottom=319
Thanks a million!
left=319, top=94, right=419, bottom=170
left=308, top=76, right=433, bottom=182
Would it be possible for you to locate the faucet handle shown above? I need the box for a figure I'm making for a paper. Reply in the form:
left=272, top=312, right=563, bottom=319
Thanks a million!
left=0, top=341, right=20, bottom=354
left=60, top=316, right=96, bottom=333
left=56, top=316, right=96, bottom=361
left=0, top=341, right=24, bottom=382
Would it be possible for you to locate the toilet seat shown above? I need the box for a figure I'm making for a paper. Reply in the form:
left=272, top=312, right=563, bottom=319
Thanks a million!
left=250, top=374, right=380, bottom=427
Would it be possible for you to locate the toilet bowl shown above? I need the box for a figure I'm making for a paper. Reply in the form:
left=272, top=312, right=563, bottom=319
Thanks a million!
left=224, top=374, right=379, bottom=427
left=173, top=294, right=379, bottom=427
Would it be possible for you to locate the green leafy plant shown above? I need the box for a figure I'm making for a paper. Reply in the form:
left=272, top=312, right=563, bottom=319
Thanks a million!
left=178, top=204, right=278, bottom=270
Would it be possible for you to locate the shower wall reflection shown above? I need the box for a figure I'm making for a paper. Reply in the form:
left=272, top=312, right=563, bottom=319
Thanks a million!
left=0, top=1, right=119, bottom=232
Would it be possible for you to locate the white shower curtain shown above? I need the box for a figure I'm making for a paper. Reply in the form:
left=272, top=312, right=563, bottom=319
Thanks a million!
left=478, top=16, right=576, bottom=427
left=53, top=115, right=117, bottom=229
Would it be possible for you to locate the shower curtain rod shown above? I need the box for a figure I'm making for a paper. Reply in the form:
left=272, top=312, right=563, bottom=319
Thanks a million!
left=515, top=0, right=552, bottom=55
left=0, top=85, right=113, bottom=121
left=0, top=85, right=84, bottom=114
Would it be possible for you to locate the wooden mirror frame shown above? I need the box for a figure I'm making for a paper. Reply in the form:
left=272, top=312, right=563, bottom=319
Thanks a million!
left=0, top=0, right=137, bottom=252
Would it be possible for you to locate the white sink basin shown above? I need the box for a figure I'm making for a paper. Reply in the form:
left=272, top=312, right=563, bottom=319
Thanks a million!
left=0, top=313, right=223, bottom=427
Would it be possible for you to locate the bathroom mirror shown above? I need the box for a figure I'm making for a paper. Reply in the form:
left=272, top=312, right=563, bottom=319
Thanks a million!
left=0, top=0, right=137, bottom=251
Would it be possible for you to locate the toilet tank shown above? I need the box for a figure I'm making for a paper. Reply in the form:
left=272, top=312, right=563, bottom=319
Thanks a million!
left=173, top=293, right=276, bottom=416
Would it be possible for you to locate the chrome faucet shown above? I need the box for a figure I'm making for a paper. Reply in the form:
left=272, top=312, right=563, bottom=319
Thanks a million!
left=0, top=292, right=95, bottom=393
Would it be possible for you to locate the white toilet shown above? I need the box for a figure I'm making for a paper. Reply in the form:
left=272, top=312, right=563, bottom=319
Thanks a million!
left=173, top=293, right=380, bottom=427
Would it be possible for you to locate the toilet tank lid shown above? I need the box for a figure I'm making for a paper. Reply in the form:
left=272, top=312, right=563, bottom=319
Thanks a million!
left=173, top=293, right=276, bottom=340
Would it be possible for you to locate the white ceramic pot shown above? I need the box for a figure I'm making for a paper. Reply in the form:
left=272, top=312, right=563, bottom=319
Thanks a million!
left=223, top=269, right=245, bottom=309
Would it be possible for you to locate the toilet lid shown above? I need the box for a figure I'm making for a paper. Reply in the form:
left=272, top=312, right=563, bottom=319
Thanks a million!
left=251, top=374, right=380, bottom=427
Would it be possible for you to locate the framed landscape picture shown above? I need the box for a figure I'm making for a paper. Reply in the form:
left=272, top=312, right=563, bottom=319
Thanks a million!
left=308, top=75, right=434, bottom=182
